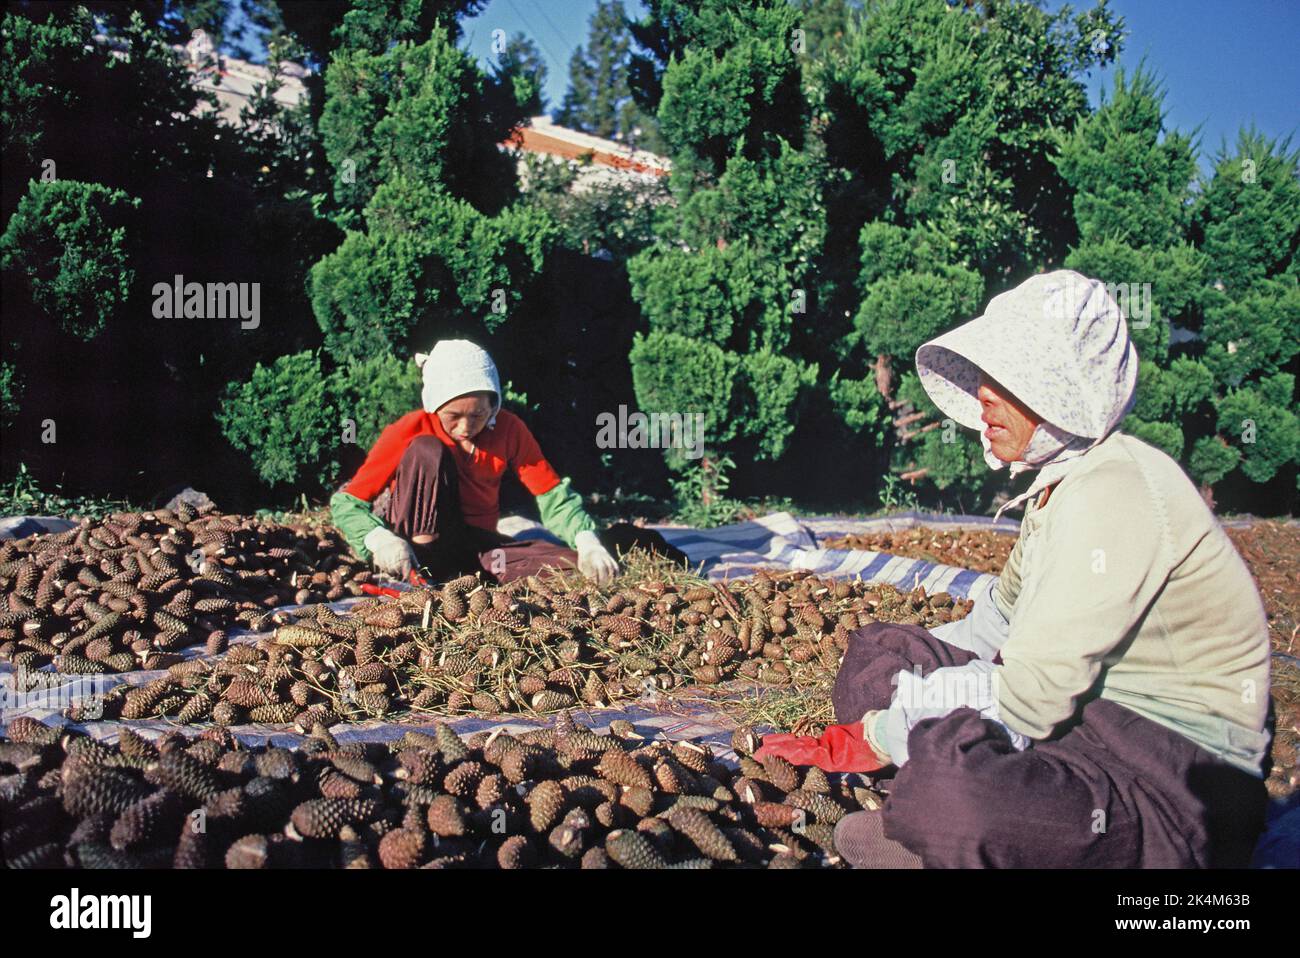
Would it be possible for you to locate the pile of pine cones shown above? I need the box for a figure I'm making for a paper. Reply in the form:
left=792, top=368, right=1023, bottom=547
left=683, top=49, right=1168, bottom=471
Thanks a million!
left=0, top=714, right=881, bottom=868
left=73, top=567, right=971, bottom=727
left=0, top=505, right=373, bottom=680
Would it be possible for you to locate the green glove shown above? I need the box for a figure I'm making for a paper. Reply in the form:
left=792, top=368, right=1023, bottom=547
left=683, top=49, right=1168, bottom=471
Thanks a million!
left=330, top=490, right=386, bottom=563
left=535, top=476, right=598, bottom=549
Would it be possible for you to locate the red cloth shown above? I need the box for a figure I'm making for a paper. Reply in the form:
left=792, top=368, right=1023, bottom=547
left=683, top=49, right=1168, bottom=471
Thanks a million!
left=753, top=722, right=891, bottom=773
left=342, top=409, right=562, bottom=533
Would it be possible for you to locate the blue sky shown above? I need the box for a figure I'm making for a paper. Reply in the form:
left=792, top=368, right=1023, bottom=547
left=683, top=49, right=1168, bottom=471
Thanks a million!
left=460, top=0, right=1298, bottom=168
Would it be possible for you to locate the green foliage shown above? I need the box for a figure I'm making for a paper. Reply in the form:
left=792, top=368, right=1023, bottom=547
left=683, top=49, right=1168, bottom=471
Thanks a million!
left=1195, top=129, right=1300, bottom=293
left=1054, top=68, right=1198, bottom=249
left=669, top=454, right=745, bottom=527
left=0, top=179, right=138, bottom=340
left=803, top=0, right=1123, bottom=505
left=628, top=6, right=822, bottom=473
left=1049, top=61, right=1299, bottom=503
left=1215, top=374, right=1300, bottom=485
left=818, top=0, right=1120, bottom=273
left=0, top=462, right=139, bottom=520
left=309, top=174, right=559, bottom=363
left=876, top=473, right=920, bottom=513
left=907, top=426, right=988, bottom=493
left=787, top=0, right=854, bottom=61
left=893, top=370, right=987, bottom=493
left=2, top=6, right=223, bottom=217
left=0, top=361, right=22, bottom=429
left=217, top=346, right=428, bottom=493
left=311, top=22, right=557, bottom=372
left=628, top=245, right=738, bottom=345
left=827, top=372, right=889, bottom=442
left=1187, top=435, right=1241, bottom=490
left=332, top=0, right=482, bottom=55
left=854, top=225, right=985, bottom=358
left=734, top=350, right=819, bottom=460
left=319, top=27, right=519, bottom=222
left=333, top=351, right=423, bottom=451
left=216, top=351, right=342, bottom=487
left=1123, top=417, right=1185, bottom=461
left=628, top=330, right=740, bottom=452
left=0, top=7, right=88, bottom=164
left=493, top=32, right=548, bottom=116
left=1199, top=275, right=1299, bottom=387
left=657, top=1, right=804, bottom=179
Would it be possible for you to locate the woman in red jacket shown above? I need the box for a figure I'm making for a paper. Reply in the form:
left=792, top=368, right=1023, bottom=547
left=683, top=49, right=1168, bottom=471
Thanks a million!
left=331, top=339, right=623, bottom=586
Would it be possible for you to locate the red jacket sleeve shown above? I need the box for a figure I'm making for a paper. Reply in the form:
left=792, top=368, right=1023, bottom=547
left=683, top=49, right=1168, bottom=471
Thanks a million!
left=504, top=411, right=562, bottom=497
left=342, top=412, right=424, bottom=502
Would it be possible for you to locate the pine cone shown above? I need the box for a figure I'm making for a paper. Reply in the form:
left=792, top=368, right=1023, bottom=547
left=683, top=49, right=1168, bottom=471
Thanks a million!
left=802, top=766, right=831, bottom=795
left=378, top=826, right=427, bottom=869
left=500, top=744, right=549, bottom=785
left=248, top=702, right=298, bottom=724
left=595, top=750, right=652, bottom=790
left=761, top=754, right=800, bottom=793
left=618, top=785, right=655, bottom=819
left=547, top=807, right=590, bottom=860
left=529, top=689, right=575, bottom=711
left=442, top=760, right=485, bottom=800
left=526, top=780, right=566, bottom=832
left=4, top=717, right=59, bottom=746
left=275, top=624, right=332, bottom=648
left=432, top=723, right=469, bottom=763
left=62, top=766, right=152, bottom=818
left=753, top=802, right=800, bottom=829
left=317, top=767, right=364, bottom=801
left=668, top=807, right=738, bottom=862
left=110, top=790, right=186, bottom=851
left=143, top=752, right=222, bottom=802
left=289, top=798, right=379, bottom=839
left=211, top=700, right=243, bottom=726
left=425, top=795, right=469, bottom=837
left=606, top=829, right=666, bottom=869
left=580, top=846, right=610, bottom=869
left=440, top=592, right=467, bottom=622
left=395, top=749, right=445, bottom=787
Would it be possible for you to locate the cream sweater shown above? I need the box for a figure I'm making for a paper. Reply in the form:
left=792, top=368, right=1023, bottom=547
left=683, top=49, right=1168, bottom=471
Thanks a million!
left=990, top=431, right=1272, bottom=776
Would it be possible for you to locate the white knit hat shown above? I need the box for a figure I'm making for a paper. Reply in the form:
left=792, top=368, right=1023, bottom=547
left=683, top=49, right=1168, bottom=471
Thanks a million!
left=914, top=270, right=1139, bottom=517
left=413, top=340, right=502, bottom=428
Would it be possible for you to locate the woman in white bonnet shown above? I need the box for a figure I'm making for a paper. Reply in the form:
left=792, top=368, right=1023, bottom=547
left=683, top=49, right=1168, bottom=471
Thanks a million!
left=331, top=340, right=682, bottom=586
left=827, top=270, right=1272, bottom=868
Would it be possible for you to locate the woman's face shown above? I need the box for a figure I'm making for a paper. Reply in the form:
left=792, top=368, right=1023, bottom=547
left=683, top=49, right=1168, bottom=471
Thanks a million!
left=437, top=392, right=494, bottom=444
left=977, top=372, right=1043, bottom=462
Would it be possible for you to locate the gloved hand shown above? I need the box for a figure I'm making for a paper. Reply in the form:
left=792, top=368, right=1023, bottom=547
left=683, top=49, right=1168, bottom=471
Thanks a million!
left=753, top=720, right=892, bottom=773
left=364, top=526, right=418, bottom=579
left=878, top=661, right=1030, bottom=766
left=575, top=530, right=618, bottom=586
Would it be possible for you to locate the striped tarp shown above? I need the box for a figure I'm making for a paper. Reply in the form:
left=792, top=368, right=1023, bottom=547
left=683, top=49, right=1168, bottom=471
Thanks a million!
left=648, top=510, right=1014, bottom=600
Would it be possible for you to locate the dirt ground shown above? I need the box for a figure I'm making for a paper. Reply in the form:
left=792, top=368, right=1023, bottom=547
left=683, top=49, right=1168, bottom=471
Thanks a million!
left=821, top=521, right=1300, bottom=800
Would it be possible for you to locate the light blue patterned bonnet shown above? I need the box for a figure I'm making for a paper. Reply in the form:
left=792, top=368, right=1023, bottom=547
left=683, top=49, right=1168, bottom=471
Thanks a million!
left=914, top=270, right=1139, bottom=518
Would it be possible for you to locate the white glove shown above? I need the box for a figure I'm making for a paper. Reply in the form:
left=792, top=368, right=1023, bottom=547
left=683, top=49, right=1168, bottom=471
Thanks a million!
left=364, top=526, right=418, bottom=579
left=878, top=660, right=1031, bottom=766
left=576, top=530, right=618, bottom=586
